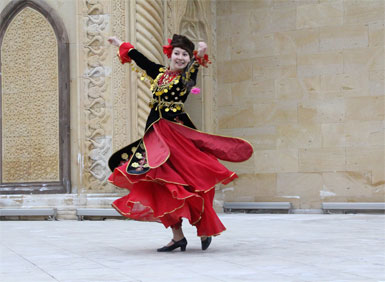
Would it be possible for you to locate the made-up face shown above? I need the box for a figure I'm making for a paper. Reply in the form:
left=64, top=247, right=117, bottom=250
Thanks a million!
left=169, top=47, right=191, bottom=71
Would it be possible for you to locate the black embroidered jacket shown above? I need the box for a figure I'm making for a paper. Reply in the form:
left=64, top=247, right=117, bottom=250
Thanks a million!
left=127, top=49, right=200, bottom=130
left=108, top=48, right=201, bottom=173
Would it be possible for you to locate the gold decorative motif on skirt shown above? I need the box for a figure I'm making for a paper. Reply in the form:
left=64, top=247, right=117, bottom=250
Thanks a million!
left=149, top=98, right=184, bottom=113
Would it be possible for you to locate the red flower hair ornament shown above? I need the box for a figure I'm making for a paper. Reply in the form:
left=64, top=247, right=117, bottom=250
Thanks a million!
left=163, top=38, right=173, bottom=58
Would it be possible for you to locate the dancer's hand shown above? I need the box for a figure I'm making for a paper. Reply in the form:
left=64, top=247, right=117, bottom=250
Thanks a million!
left=108, top=36, right=123, bottom=47
left=197, top=42, right=207, bottom=57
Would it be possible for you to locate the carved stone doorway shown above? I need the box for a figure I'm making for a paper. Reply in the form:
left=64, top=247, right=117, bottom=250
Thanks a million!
left=0, top=0, right=70, bottom=194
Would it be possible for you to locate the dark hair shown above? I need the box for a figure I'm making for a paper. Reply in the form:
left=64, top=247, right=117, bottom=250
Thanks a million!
left=170, top=34, right=194, bottom=58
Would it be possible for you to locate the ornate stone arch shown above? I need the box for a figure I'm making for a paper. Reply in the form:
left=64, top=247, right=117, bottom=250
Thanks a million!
left=179, top=0, right=207, bottom=130
left=0, top=0, right=70, bottom=194
left=166, top=0, right=215, bottom=132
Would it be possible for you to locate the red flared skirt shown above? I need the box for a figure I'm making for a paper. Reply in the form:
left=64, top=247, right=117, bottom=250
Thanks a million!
left=108, top=119, right=253, bottom=236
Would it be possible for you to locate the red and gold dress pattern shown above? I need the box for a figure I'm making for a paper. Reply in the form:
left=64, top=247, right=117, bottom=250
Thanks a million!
left=108, top=44, right=253, bottom=236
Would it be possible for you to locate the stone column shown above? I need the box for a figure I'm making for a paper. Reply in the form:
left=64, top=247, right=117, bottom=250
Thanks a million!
left=79, top=0, right=111, bottom=193
left=129, top=0, right=164, bottom=139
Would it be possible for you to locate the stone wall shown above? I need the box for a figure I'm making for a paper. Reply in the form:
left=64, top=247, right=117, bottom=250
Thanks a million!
left=0, top=0, right=218, bottom=218
left=216, top=0, right=385, bottom=210
left=0, top=0, right=85, bottom=217
left=0, top=0, right=383, bottom=216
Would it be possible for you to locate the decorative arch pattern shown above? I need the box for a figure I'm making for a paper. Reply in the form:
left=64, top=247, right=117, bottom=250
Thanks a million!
left=179, top=0, right=208, bottom=129
left=0, top=0, right=70, bottom=194
left=82, top=0, right=110, bottom=191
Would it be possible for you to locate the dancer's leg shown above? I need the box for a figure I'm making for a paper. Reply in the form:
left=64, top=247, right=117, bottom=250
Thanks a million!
left=165, top=220, right=185, bottom=246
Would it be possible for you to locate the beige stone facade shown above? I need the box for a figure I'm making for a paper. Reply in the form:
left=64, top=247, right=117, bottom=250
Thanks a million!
left=0, top=0, right=383, bottom=217
left=216, top=0, right=384, bottom=210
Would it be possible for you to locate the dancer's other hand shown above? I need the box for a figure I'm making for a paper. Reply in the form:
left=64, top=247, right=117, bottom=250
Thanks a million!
left=197, top=42, right=207, bottom=57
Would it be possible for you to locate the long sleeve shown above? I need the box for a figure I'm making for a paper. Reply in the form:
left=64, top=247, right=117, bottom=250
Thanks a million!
left=128, top=50, right=164, bottom=79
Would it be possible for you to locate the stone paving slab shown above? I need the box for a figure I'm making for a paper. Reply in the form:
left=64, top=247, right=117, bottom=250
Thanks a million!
left=0, top=214, right=384, bottom=282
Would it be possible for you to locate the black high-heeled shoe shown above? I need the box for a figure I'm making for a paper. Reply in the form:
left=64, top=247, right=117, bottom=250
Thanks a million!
left=201, top=236, right=212, bottom=250
left=157, top=238, right=187, bottom=252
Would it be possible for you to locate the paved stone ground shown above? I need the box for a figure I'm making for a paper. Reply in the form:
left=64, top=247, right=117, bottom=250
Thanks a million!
left=0, top=214, right=384, bottom=282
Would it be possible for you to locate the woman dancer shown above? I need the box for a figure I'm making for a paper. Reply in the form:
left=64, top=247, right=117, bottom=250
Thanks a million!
left=107, top=34, right=253, bottom=252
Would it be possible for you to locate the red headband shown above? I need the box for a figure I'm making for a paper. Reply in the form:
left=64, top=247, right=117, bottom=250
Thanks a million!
left=163, top=38, right=173, bottom=58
